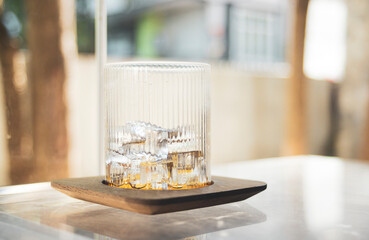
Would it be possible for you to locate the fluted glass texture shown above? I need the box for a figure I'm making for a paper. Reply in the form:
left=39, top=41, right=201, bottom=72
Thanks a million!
left=104, top=62, right=211, bottom=190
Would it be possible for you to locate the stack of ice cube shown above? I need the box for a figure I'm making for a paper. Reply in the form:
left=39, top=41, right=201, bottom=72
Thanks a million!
left=106, top=121, right=204, bottom=189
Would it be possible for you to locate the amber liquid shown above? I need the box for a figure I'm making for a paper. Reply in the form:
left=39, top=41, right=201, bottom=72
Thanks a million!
left=104, top=181, right=212, bottom=190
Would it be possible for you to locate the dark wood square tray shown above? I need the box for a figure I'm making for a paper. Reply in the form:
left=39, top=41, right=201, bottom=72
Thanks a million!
left=51, top=176, right=266, bottom=215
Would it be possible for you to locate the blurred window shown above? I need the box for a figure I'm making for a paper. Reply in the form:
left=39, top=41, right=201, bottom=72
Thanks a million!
left=228, top=2, right=288, bottom=73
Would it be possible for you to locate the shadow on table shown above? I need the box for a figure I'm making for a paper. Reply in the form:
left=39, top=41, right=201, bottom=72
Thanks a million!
left=65, top=202, right=266, bottom=240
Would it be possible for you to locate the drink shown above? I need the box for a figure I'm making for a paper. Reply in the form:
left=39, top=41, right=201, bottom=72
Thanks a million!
left=105, top=121, right=210, bottom=190
left=105, top=151, right=210, bottom=190
left=104, top=62, right=211, bottom=190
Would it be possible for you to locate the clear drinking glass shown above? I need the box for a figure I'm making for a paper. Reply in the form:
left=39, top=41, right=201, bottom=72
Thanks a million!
left=104, top=62, right=211, bottom=190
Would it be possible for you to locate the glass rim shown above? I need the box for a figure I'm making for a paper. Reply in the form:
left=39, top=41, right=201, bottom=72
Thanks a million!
left=105, top=61, right=210, bottom=69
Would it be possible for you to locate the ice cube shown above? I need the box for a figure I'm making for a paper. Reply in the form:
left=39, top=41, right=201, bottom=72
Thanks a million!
left=140, top=160, right=166, bottom=190
left=124, top=121, right=146, bottom=144
left=129, top=156, right=147, bottom=189
left=111, top=122, right=200, bottom=157
left=170, top=150, right=203, bottom=187
left=123, top=152, right=166, bottom=189
left=108, top=122, right=146, bottom=152
left=115, top=121, right=169, bottom=159
left=105, top=151, right=130, bottom=186
left=168, top=126, right=199, bottom=153
left=198, top=156, right=207, bottom=184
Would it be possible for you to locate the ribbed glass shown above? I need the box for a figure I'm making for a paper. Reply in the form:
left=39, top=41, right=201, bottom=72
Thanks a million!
left=104, top=61, right=211, bottom=190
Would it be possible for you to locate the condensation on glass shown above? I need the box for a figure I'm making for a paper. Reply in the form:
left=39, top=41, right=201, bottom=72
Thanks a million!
left=104, top=62, right=211, bottom=190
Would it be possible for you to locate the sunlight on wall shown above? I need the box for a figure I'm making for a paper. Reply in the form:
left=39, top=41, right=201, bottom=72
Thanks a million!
left=304, top=0, right=347, bottom=81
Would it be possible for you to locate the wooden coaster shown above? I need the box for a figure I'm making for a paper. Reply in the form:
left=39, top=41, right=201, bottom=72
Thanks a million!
left=51, top=176, right=267, bottom=215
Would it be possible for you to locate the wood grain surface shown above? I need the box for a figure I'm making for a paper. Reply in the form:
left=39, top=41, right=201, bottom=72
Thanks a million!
left=51, top=176, right=267, bottom=215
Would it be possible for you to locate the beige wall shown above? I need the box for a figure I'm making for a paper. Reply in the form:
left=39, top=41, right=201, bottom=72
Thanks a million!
left=211, top=64, right=332, bottom=163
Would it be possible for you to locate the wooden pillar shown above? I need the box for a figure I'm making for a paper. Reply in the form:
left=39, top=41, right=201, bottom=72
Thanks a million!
left=284, top=0, right=310, bottom=155
left=0, top=3, right=27, bottom=184
left=26, top=0, right=76, bottom=181
left=362, top=107, right=369, bottom=160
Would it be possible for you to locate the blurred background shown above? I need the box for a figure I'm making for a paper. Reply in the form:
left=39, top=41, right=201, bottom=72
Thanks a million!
left=0, top=0, right=368, bottom=186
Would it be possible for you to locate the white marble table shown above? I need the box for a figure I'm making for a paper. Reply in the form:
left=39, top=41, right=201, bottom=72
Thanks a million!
left=1, top=156, right=369, bottom=239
